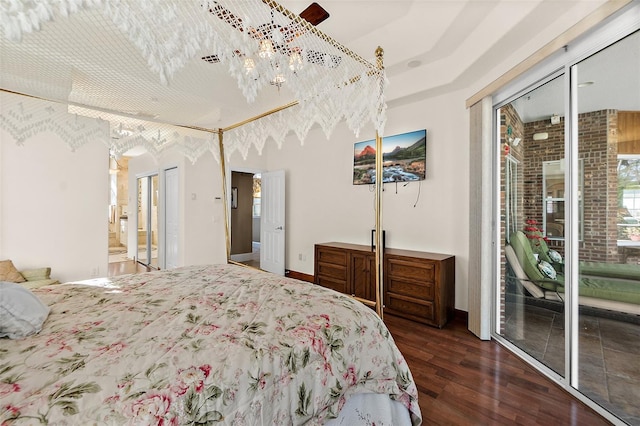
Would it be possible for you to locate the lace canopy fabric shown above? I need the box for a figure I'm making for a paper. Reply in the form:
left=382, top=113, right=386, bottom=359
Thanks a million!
left=0, top=0, right=387, bottom=161
left=0, top=93, right=217, bottom=163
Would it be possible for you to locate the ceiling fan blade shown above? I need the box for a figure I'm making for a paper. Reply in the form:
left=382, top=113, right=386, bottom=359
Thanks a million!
left=202, top=2, right=336, bottom=67
left=299, top=2, right=330, bottom=26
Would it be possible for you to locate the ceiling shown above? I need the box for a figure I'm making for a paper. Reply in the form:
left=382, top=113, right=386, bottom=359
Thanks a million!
left=510, top=28, right=639, bottom=123
left=0, top=0, right=628, bottom=132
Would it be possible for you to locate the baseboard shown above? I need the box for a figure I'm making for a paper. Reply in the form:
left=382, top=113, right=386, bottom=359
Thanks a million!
left=286, top=270, right=314, bottom=283
left=455, top=309, right=468, bottom=323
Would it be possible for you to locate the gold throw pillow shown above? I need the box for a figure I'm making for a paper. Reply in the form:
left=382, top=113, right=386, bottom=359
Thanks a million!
left=0, top=259, right=26, bottom=283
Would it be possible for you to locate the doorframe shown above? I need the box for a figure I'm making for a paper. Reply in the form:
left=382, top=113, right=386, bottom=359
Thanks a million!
left=134, top=172, right=159, bottom=269
left=107, top=155, right=126, bottom=265
left=228, top=166, right=264, bottom=265
left=485, top=7, right=640, bottom=425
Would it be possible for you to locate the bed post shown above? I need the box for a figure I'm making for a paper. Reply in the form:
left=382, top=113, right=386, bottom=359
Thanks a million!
left=218, top=131, right=231, bottom=262
left=374, top=46, right=384, bottom=319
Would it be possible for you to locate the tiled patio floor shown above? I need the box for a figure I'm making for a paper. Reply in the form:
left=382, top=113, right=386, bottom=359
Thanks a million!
left=504, top=302, right=640, bottom=425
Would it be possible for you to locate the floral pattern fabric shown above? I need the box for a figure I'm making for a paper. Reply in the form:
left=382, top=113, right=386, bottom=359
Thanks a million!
left=0, top=264, right=421, bottom=425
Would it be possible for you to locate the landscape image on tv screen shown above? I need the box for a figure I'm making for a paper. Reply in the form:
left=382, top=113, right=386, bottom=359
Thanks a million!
left=353, top=129, right=426, bottom=185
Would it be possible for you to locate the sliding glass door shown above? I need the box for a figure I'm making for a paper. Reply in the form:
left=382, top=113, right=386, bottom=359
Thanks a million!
left=498, top=74, right=566, bottom=378
left=137, top=174, right=159, bottom=269
left=573, top=31, right=640, bottom=423
left=495, top=27, right=639, bottom=424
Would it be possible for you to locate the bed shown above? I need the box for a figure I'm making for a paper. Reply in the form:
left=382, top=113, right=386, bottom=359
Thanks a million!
left=0, top=264, right=421, bottom=425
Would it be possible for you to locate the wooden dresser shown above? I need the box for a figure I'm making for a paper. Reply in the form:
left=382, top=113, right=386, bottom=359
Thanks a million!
left=314, top=242, right=455, bottom=328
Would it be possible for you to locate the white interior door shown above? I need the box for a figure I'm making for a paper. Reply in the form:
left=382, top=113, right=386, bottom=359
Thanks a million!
left=165, top=167, right=179, bottom=269
left=260, top=170, right=285, bottom=275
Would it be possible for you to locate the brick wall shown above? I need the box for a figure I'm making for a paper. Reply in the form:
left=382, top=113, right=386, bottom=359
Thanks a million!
left=522, top=110, right=619, bottom=262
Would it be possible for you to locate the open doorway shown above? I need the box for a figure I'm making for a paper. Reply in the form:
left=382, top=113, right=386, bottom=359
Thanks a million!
left=230, top=171, right=261, bottom=268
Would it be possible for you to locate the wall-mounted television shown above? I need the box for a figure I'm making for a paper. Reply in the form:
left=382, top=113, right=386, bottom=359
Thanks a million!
left=353, top=129, right=426, bottom=185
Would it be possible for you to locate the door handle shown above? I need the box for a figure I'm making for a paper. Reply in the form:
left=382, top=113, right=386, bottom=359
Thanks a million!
left=276, top=226, right=283, bottom=230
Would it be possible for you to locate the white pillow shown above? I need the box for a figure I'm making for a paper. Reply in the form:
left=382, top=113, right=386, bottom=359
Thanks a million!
left=537, top=260, right=557, bottom=280
left=548, top=249, right=563, bottom=264
left=0, top=281, right=50, bottom=339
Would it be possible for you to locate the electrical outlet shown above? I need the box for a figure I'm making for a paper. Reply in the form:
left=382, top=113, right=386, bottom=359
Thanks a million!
left=298, top=253, right=303, bottom=261
left=91, top=267, right=99, bottom=277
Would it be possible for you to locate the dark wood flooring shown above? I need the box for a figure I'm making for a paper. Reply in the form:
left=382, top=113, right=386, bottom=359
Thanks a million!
left=384, top=313, right=610, bottom=425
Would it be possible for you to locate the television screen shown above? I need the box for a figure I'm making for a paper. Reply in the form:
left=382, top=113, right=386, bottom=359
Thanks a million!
left=353, top=129, right=426, bottom=185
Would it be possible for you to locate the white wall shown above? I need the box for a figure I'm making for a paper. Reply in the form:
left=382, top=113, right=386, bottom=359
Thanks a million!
left=183, top=151, right=227, bottom=265
left=0, top=87, right=228, bottom=284
left=0, top=127, right=109, bottom=283
left=251, top=88, right=470, bottom=311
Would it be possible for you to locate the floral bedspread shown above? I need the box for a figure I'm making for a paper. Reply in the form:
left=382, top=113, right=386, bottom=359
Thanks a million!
left=1, top=264, right=421, bottom=425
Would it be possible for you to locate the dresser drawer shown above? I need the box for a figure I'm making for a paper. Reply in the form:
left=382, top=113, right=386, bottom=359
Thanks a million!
left=385, top=293, right=435, bottom=322
left=387, top=277, right=434, bottom=301
left=316, top=248, right=348, bottom=266
left=386, top=257, right=435, bottom=283
left=316, top=262, right=347, bottom=281
left=317, top=275, right=349, bottom=294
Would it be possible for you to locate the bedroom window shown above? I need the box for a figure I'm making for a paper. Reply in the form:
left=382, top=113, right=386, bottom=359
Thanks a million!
left=617, top=155, right=640, bottom=242
left=253, top=173, right=261, bottom=218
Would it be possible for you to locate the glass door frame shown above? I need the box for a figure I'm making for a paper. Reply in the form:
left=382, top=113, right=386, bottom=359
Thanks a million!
left=489, top=7, right=639, bottom=424
left=136, top=173, right=159, bottom=269
left=492, top=69, right=568, bottom=386
left=490, top=68, right=593, bottom=422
